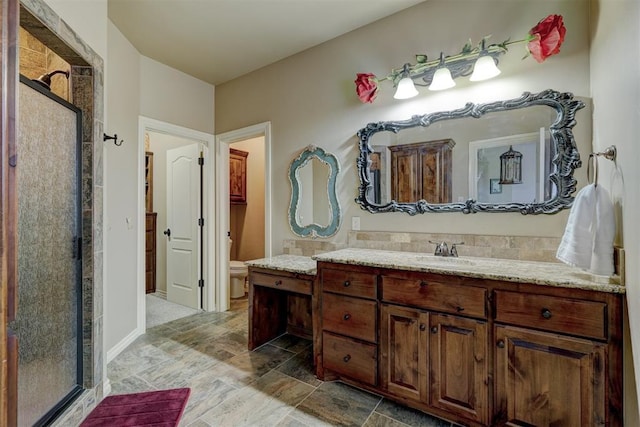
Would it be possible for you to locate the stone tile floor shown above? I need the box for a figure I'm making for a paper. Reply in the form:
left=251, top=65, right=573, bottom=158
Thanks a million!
left=106, top=298, right=458, bottom=426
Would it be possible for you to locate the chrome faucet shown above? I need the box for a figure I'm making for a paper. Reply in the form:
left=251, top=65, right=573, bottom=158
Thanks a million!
left=429, top=241, right=464, bottom=257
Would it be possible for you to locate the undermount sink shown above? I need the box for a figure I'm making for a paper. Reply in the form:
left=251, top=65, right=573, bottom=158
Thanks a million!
left=412, top=256, right=479, bottom=267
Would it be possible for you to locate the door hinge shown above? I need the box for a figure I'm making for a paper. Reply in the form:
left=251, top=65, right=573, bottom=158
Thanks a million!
left=198, top=157, right=204, bottom=166
left=198, top=279, right=204, bottom=288
left=198, top=218, right=204, bottom=226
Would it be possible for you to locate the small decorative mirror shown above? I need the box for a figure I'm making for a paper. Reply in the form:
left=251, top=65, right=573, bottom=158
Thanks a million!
left=356, top=89, right=585, bottom=214
left=288, top=145, right=341, bottom=237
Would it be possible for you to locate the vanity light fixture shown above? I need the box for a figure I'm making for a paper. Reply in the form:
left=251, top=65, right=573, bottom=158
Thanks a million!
left=393, top=64, right=419, bottom=99
left=499, top=145, right=523, bottom=185
left=429, top=53, right=456, bottom=91
left=354, top=14, right=567, bottom=103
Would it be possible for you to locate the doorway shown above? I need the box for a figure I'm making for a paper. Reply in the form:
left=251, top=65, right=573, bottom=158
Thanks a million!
left=138, top=117, right=215, bottom=332
left=215, top=122, right=272, bottom=312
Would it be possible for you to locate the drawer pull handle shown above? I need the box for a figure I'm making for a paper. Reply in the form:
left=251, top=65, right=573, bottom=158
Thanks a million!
left=419, top=281, right=428, bottom=287
left=431, top=326, right=438, bottom=334
left=456, top=306, right=464, bottom=312
left=343, top=280, right=351, bottom=287
left=275, top=280, right=282, bottom=286
left=541, top=308, right=552, bottom=319
left=343, top=313, right=351, bottom=321
left=343, top=354, right=351, bottom=363
left=419, top=324, right=426, bottom=331
left=497, top=340, right=505, bottom=348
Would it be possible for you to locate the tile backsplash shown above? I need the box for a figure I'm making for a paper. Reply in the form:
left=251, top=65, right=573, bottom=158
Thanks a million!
left=284, top=231, right=562, bottom=263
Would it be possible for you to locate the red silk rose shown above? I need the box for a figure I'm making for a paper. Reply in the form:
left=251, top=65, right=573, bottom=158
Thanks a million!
left=527, top=14, right=566, bottom=63
left=355, top=73, right=378, bottom=103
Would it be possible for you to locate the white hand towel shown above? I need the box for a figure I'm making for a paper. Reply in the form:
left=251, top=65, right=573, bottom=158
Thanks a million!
left=556, top=184, right=615, bottom=276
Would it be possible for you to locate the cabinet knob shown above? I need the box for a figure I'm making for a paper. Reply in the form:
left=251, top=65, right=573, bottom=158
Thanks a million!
left=497, top=340, right=505, bottom=348
left=419, top=324, right=426, bottom=331
left=343, top=354, right=351, bottom=363
left=343, top=280, right=351, bottom=287
left=431, top=326, right=438, bottom=334
left=419, top=280, right=428, bottom=287
left=343, top=313, right=351, bottom=321
left=275, top=280, right=282, bottom=286
left=541, top=308, right=552, bottom=319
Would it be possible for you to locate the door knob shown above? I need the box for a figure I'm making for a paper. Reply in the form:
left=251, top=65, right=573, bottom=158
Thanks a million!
left=163, top=228, right=171, bottom=238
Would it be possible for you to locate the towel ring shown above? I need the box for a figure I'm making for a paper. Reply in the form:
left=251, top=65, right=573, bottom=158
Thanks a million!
left=587, top=153, right=598, bottom=186
left=587, top=145, right=617, bottom=187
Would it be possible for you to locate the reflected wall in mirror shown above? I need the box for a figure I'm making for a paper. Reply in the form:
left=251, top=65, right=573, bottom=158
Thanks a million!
left=356, top=89, right=585, bottom=214
left=288, top=145, right=341, bottom=237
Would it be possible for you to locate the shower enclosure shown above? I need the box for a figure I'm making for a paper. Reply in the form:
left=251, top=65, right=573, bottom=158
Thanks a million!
left=9, top=76, right=83, bottom=426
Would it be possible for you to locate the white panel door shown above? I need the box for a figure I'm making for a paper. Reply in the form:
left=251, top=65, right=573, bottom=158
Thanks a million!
left=166, top=143, right=200, bottom=309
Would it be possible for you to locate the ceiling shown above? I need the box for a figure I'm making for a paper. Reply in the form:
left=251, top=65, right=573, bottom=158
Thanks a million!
left=107, top=0, right=425, bottom=86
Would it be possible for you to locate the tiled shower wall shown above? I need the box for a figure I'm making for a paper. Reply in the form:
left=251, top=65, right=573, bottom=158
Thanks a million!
left=284, top=231, right=561, bottom=263
left=19, top=0, right=105, bottom=424
left=18, top=26, right=69, bottom=100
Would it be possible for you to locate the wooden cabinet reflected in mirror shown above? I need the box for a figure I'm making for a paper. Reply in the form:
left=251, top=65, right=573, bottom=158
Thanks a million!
left=230, top=148, right=248, bottom=204
left=389, top=139, right=454, bottom=204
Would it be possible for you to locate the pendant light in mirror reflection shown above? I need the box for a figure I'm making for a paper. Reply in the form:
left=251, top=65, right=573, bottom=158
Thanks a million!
left=499, top=145, right=523, bottom=184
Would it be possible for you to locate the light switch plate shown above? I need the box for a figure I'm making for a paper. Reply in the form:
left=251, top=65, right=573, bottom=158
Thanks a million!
left=351, top=216, right=361, bottom=231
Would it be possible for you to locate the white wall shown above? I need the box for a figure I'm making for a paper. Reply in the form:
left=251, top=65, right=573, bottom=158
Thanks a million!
left=140, top=56, right=215, bottom=135
left=105, top=21, right=140, bottom=352
left=104, top=26, right=215, bottom=355
left=215, top=1, right=592, bottom=255
left=590, top=0, right=640, bottom=422
left=42, top=0, right=107, bottom=60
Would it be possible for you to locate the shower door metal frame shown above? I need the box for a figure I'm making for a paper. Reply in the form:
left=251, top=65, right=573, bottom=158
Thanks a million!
left=18, top=75, right=84, bottom=427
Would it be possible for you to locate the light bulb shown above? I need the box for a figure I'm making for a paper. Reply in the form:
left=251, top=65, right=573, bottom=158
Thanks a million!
left=470, top=55, right=501, bottom=81
left=428, top=67, right=456, bottom=91
left=393, top=77, right=419, bottom=99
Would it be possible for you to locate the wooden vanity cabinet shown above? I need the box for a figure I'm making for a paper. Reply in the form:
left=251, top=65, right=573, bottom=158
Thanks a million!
left=492, top=288, right=620, bottom=426
left=316, top=261, right=623, bottom=427
left=248, top=267, right=315, bottom=351
left=380, top=273, right=489, bottom=425
left=318, top=265, right=378, bottom=386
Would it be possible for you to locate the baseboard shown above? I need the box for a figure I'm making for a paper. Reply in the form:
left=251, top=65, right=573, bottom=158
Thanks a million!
left=102, top=379, right=111, bottom=397
left=106, top=327, right=143, bottom=363
left=154, top=290, right=167, bottom=299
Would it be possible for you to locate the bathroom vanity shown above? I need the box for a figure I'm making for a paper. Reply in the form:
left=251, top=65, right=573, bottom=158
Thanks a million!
left=247, top=249, right=624, bottom=426
left=312, top=248, right=624, bottom=427
left=245, top=255, right=318, bottom=351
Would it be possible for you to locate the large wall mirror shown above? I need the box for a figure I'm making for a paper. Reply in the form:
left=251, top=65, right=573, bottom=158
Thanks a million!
left=356, top=89, right=585, bottom=214
left=289, top=145, right=341, bottom=237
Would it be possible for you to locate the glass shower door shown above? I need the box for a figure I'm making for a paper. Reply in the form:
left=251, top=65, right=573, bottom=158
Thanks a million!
left=10, top=77, right=83, bottom=426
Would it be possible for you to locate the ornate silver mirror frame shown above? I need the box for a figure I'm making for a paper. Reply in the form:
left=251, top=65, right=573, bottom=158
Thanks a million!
left=356, top=89, right=585, bottom=215
left=288, top=145, right=341, bottom=237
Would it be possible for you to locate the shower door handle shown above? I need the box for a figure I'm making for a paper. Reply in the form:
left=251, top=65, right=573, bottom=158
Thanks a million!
left=164, top=228, right=171, bottom=238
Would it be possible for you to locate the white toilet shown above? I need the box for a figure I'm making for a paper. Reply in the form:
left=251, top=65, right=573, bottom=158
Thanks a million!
left=229, top=238, right=248, bottom=298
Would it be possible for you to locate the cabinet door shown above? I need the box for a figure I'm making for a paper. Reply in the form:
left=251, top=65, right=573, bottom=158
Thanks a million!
left=495, top=325, right=606, bottom=426
left=390, top=146, right=419, bottom=203
left=429, top=313, right=488, bottom=425
left=380, top=304, right=428, bottom=402
left=229, top=148, right=248, bottom=204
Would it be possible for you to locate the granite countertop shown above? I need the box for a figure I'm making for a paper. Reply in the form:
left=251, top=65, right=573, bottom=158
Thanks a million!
left=245, top=254, right=317, bottom=276
left=312, top=248, right=625, bottom=294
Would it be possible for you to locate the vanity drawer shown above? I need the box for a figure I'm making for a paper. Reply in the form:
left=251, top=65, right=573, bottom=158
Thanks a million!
left=381, top=275, right=486, bottom=319
left=321, top=268, right=377, bottom=299
left=323, top=332, right=377, bottom=386
left=251, top=272, right=312, bottom=295
left=322, top=292, right=377, bottom=342
left=494, top=290, right=607, bottom=340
